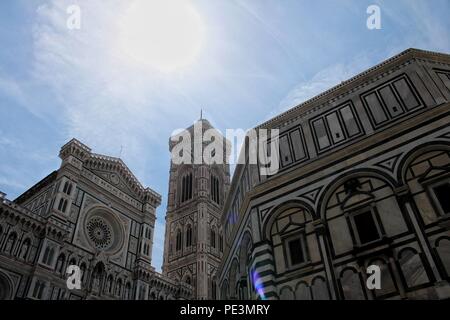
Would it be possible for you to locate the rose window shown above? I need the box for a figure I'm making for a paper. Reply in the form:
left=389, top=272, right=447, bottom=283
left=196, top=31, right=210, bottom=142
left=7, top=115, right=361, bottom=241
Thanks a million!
left=86, top=217, right=112, bottom=250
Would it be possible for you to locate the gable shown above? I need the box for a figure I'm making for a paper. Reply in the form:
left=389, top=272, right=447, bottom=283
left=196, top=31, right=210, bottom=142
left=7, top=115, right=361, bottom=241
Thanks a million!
left=91, top=169, right=141, bottom=200
left=84, top=156, right=146, bottom=202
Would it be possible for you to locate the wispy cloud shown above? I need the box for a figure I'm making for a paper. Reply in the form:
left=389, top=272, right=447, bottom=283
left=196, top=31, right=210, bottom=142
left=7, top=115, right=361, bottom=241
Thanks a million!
left=29, top=0, right=185, bottom=270
left=2, top=0, right=449, bottom=273
left=31, top=1, right=201, bottom=168
left=274, top=0, right=450, bottom=120
left=274, top=54, right=372, bottom=117
left=378, top=0, right=450, bottom=54
left=0, top=132, right=57, bottom=196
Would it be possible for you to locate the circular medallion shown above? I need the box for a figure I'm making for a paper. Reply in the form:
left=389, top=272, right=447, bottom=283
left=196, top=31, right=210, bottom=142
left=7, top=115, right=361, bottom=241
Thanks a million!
left=110, top=174, right=120, bottom=186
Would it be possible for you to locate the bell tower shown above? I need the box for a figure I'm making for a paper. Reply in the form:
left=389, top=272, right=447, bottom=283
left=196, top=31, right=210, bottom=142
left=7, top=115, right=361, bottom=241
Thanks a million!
left=162, top=118, right=230, bottom=299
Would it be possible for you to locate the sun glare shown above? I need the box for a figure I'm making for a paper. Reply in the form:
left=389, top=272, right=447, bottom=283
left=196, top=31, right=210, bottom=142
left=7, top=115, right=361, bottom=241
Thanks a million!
left=118, top=0, right=205, bottom=73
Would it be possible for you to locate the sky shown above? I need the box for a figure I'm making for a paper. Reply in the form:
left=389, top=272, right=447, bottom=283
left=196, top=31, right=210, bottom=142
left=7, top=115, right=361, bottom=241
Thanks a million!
left=0, top=0, right=449, bottom=272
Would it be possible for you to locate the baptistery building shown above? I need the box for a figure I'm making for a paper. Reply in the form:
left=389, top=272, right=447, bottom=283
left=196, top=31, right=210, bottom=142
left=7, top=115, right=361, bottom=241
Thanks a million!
left=0, top=139, right=192, bottom=300
left=217, top=48, right=450, bottom=300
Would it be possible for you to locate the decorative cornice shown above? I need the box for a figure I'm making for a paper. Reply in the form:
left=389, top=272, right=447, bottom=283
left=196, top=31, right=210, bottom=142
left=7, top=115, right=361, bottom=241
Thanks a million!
left=61, top=138, right=161, bottom=206
left=256, top=48, right=450, bottom=130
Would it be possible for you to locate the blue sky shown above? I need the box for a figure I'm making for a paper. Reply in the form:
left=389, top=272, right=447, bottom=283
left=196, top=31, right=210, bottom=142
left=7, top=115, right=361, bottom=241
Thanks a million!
left=0, top=0, right=449, bottom=272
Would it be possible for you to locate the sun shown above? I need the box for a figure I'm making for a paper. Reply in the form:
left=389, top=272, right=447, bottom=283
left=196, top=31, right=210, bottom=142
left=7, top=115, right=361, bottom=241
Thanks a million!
left=118, top=0, right=205, bottom=73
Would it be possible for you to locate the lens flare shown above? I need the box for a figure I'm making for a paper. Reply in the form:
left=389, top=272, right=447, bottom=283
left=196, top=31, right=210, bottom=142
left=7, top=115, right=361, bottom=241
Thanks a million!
left=251, top=269, right=267, bottom=300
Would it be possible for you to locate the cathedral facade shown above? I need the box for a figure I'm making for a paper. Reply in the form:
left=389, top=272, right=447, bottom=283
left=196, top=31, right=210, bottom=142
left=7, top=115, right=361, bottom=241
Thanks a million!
left=217, top=49, right=450, bottom=300
left=0, top=139, right=192, bottom=300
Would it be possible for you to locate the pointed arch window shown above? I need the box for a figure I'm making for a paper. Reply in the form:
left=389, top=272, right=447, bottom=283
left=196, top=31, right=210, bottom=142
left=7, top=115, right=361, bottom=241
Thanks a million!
left=63, top=181, right=73, bottom=196
left=219, top=233, right=224, bottom=252
left=186, top=225, right=192, bottom=247
left=212, top=280, right=217, bottom=299
left=176, top=229, right=182, bottom=252
left=211, top=228, right=216, bottom=249
left=124, top=283, right=131, bottom=300
left=210, top=174, right=220, bottom=204
left=80, top=263, right=87, bottom=282
left=181, top=172, right=193, bottom=203
left=115, top=279, right=123, bottom=296
left=42, top=245, right=55, bottom=266
left=106, top=275, right=114, bottom=294
left=58, top=198, right=68, bottom=213
left=32, top=280, right=46, bottom=299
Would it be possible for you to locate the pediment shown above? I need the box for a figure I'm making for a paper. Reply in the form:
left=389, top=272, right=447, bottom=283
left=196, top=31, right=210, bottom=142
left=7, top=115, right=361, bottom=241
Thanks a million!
left=91, top=169, right=139, bottom=198
left=84, top=155, right=146, bottom=201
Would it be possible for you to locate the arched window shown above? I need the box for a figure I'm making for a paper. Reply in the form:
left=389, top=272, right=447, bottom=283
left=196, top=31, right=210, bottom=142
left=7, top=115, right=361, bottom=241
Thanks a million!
left=43, top=246, right=50, bottom=264
left=211, top=174, right=220, bottom=204
left=181, top=173, right=193, bottom=203
left=212, top=280, right=217, bottom=300
left=80, top=263, right=87, bottom=282
left=48, top=248, right=55, bottom=266
left=176, top=229, right=182, bottom=251
left=269, top=206, right=312, bottom=270
left=68, top=257, right=76, bottom=267
left=211, top=228, right=216, bottom=249
left=32, top=281, right=40, bottom=298
left=125, top=283, right=131, bottom=300
left=138, top=286, right=146, bottom=300
left=42, top=245, right=55, bottom=266
left=144, top=227, right=152, bottom=239
left=106, top=275, right=114, bottom=294
left=63, top=181, right=72, bottom=195
left=91, top=262, right=105, bottom=292
left=186, top=225, right=192, bottom=247
left=32, top=280, right=46, bottom=299
left=219, top=233, right=224, bottom=252
left=185, top=276, right=191, bottom=285
left=58, top=198, right=68, bottom=213
left=115, top=279, right=122, bottom=296
left=221, top=281, right=230, bottom=300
